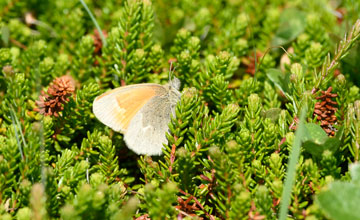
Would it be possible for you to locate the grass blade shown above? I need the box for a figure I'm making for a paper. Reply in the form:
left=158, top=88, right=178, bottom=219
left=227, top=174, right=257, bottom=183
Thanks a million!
left=279, top=106, right=307, bottom=220
left=79, top=0, right=107, bottom=47
left=9, top=106, right=25, bottom=161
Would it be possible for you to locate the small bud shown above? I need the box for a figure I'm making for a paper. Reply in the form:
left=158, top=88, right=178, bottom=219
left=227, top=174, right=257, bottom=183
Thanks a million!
left=93, top=190, right=105, bottom=203
left=225, top=140, right=239, bottom=153
left=179, top=50, right=191, bottom=62
left=35, top=40, right=47, bottom=52
left=272, top=180, right=283, bottom=194
left=82, top=35, right=94, bottom=46
left=297, top=33, right=310, bottom=45
left=61, top=186, right=71, bottom=195
left=239, top=191, right=251, bottom=201
left=257, top=185, right=269, bottom=197
left=90, top=172, right=106, bottom=186
left=182, top=87, right=197, bottom=98
left=322, top=149, right=333, bottom=158
left=10, top=47, right=20, bottom=59
left=134, top=48, right=145, bottom=58
left=77, top=160, right=89, bottom=171
left=20, top=179, right=31, bottom=190
left=189, top=36, right=200, bottom=48
left=354, top=100, right=360, bottom=119
left=252, top=159, right=261, bottom=169
left=226, top=103, right=240, bottom=114
left=270, top=153, right=281, bottom=165
left=285, top=132, right=295, bottom=146
left=207, top=53, right=216, bottom=61
left=15, top=73, right=25, bottom=84
left=39, top=57, right=54, bottom=73
left=178, top=28, right=189, bottom=39
left=335, top=74, right=346, bottom=86
left=290, top=63, right=303, bottom=81
left=350, top=86, right=360, bottom=100
left=57, top=53, right=69, bottom=65
left=2, top=65, right=14, bottom=77
left=176, top=147, right=188, bottom=157
left=248, top=93, right=261, bottom=113
left=208, top=146, right=221, bottom=159
left=149, top=180, right=159, bottom=188
left=151, top=44, right=162, bottom=54
left=239, top=128, right=251, bottom=144
left=218, top=51, right=231, bottom=61
left=235, top=38, right=248, bottom=50
left=0, top=48, right=12, bottom=64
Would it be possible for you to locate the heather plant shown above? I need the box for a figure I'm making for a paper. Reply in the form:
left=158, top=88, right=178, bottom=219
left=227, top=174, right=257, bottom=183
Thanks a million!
left=1, top=0, right=360, bottom=219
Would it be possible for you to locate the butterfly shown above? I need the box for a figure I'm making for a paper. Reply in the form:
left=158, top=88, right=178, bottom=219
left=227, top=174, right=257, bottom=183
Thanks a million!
left=92, top=77, right=181, bottom=155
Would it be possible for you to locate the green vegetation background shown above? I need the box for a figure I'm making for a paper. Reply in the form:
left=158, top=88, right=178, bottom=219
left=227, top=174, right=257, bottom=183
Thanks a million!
left=1, top=0, right=360, bottom=219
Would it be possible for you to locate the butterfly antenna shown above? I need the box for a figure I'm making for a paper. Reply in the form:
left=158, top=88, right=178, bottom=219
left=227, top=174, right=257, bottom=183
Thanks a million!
left=169, top=62, right=173, bottom=81
left=169, top=62, right=178, bottom=87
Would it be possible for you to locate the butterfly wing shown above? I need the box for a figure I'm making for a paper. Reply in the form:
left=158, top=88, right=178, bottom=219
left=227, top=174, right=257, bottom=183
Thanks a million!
left=92, top=84, right=166, bottom=133
left=124, top=93, right=179, bottom=155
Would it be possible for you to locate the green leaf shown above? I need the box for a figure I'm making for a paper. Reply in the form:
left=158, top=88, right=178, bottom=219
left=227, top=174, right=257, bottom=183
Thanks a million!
left=350, top=163, right=360, bottom=186
left=266, top=68, right=291, bottom=96
left=261, top=108, right=282, bottom=123
left=335, top=126, right=344, bottom=140
left=302, top=123, right=341, bottom=158
left=317, top=181, right=360, bottom=220
left=1, top=26, right=10, bottom=46
left=303, top=123, right=328, bottom=143
left=272, top=8, right=306, bottom=46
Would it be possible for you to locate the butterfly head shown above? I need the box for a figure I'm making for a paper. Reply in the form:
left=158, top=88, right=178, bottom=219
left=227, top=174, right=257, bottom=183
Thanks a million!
left=170, top=76, right=181, bottom=90
left=168, top=62, right=181, bottom=90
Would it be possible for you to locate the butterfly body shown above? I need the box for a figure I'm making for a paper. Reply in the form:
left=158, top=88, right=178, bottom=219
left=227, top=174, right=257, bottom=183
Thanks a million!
left=93, top=78, right=181, bottom=155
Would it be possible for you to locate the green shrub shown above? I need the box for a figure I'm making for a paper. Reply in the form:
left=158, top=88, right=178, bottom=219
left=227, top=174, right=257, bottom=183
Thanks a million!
left=0, top=0, right=360, bottom=219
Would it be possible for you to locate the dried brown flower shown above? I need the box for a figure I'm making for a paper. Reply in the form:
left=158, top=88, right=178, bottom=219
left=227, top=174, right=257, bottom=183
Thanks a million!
left=243, top=51, right=263, bottom=76
left=35, top=75, right=75, bottom=117
left=92, top=29, right=107, bottom=54
left=92, top=29, right=107, bottom=65
left=135, top=214, right=150, bottom=220
left=313, top=87, right=338, bottom=136
left=2, top=65, right=14, bottom=77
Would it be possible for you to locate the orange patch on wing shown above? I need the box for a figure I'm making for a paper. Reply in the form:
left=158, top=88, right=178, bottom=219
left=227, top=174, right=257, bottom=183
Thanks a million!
left=107, top=87, right=159, bottom=130
left=93, top=84, right=165, bottom=132
left=114, top=87, right=157, bottom=129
